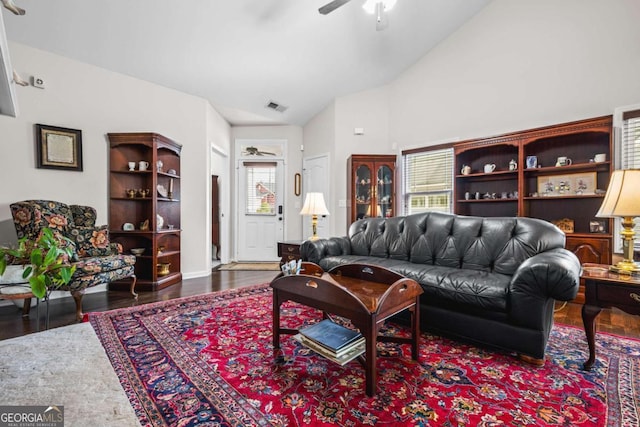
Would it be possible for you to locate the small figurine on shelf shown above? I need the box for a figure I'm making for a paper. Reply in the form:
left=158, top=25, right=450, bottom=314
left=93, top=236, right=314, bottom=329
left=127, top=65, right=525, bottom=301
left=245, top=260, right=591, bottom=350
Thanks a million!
left=140, top=219, right=149, bottom=231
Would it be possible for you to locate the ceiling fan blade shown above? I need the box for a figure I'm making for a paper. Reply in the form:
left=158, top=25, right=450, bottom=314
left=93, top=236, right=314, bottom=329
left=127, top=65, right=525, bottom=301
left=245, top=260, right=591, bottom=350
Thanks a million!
left=318, top=0, right=351, bottom=15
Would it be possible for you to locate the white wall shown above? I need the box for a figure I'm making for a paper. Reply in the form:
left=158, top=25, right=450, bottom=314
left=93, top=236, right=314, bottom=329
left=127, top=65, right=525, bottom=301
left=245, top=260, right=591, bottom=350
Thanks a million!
left=302, top=101, right=336, bottom=232
left=303, top=87, right=390, bottom=235
left=0, top=42, right=228, bottom=279
left=230, top=125, right=304, bottom=248
left=389, top=0, right=640, bottom=147
left=304, top=0, right=640, bottom=234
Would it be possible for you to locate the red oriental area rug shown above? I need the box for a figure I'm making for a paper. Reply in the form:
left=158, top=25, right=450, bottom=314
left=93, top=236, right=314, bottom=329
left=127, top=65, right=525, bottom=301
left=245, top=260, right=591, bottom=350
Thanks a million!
left=88, top=283, right=640, bottom=426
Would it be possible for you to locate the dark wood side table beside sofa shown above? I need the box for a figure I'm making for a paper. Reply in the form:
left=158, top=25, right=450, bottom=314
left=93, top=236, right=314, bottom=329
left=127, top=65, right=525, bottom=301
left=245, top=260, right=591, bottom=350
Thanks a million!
left=277, top=241, right=302, bottom=265
left=581, top=263, right=640, bottom=370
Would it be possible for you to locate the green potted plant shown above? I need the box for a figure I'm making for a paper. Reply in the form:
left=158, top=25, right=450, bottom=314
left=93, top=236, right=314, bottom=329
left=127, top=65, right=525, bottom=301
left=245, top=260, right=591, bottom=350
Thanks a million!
left=0, top=228, right=76, bottom=299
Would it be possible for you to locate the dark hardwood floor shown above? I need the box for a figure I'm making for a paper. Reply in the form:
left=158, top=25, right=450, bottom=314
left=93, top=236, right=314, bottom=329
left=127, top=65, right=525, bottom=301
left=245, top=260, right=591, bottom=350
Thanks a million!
left=0, top=269, right=638, bottom=342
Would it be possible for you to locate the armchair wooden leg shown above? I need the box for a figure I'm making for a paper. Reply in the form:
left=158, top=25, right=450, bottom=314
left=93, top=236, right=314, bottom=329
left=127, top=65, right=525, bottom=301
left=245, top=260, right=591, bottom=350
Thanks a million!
left=129, top=275, right=138, bottom=299
left=71, top=291, right=84, bottom=322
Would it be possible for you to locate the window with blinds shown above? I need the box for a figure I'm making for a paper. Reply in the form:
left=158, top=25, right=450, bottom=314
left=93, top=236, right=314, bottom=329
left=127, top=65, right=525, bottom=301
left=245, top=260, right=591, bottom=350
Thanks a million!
left=620, top=109, right=640, bottom=168
left=243, top=161, right=277, bottom=215
left=402, top=147, right=454, bottom=215
left=614, top=105, right=640, bottom=251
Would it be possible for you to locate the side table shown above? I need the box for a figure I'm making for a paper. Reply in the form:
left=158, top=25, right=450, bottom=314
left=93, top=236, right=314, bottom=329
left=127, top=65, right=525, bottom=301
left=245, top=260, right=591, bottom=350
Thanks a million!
left=277, top=240, right=302, bottom=265
left=0, top=265, right=42, bottom=331
left=581, top=263, right=640, bottom=370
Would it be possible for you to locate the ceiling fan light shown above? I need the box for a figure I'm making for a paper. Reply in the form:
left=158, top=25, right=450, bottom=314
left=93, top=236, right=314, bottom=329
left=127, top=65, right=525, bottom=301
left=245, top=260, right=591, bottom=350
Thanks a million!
left=362, top=0, right=396, bottom=14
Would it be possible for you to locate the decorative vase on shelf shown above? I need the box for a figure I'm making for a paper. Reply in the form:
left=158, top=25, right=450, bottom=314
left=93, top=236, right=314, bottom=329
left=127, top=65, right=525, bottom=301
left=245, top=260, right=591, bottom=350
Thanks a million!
left=157, top=214, right=164, bottom=230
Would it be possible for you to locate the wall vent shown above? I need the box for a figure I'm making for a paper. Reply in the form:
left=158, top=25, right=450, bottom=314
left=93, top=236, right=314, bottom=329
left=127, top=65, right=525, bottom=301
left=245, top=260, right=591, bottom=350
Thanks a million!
left=266, top=100, right=288, bottom=113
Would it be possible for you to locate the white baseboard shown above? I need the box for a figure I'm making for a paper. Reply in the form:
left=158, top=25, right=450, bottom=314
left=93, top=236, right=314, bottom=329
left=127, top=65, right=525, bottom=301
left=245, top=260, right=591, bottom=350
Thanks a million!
left=182, top=270, right=211, bottom=280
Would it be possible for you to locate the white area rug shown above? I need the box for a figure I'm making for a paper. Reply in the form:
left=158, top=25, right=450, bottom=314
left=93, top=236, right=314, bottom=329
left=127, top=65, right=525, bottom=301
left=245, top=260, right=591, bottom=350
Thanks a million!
left=0, top=323, right=140, bottom=427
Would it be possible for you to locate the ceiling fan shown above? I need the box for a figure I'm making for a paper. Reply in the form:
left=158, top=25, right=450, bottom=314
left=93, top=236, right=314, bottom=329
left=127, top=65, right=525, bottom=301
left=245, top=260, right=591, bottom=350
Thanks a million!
left=318, top=0, right=397, bottom=31
left=243, top=146, right=276, bottom=156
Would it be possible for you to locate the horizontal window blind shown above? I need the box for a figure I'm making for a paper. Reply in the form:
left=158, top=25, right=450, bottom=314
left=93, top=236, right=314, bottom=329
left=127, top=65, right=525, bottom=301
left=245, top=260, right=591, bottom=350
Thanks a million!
left=621, top=109, right=640, bottom=169
left=402, top=147, right=454, bottom=215
left=614, top=107, right=640, bottom=251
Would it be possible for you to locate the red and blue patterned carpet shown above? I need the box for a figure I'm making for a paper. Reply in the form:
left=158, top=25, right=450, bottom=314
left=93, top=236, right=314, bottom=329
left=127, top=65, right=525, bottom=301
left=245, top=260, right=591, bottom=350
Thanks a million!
left=89, top=284, right=639, bottom=426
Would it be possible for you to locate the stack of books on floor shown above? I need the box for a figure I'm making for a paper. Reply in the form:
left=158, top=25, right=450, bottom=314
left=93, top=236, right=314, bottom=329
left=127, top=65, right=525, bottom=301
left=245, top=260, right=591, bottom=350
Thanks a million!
left=293, top=319, right=365, bottom=366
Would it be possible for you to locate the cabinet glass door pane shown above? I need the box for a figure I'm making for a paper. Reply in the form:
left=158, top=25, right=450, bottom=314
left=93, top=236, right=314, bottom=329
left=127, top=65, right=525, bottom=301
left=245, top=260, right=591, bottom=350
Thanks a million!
left=377, top=165, right=393, bottom=218
left=355, top=164, right=372, bottom=219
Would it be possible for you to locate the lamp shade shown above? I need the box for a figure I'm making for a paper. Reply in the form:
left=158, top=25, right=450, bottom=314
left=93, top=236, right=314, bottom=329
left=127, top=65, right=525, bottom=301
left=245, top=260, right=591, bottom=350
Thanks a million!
left=596, top=170, right=640, bottom=218
left=300, top=192, right=330, bottom=216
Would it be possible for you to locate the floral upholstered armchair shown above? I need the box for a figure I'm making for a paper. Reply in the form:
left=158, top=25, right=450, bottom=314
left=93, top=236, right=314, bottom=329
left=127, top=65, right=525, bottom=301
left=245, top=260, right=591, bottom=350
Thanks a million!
left=10, top=200, right=137, bottom=321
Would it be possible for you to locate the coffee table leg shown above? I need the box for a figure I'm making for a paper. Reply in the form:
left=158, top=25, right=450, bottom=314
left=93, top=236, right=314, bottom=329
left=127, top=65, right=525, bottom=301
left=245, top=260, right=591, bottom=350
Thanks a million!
left=582, top=303, right=601, bottom=371
left=363, top=321, right=377, bottom=397
left=272, top=292, right=281, bottom=352
left=411, top=300, right=420, bottom=361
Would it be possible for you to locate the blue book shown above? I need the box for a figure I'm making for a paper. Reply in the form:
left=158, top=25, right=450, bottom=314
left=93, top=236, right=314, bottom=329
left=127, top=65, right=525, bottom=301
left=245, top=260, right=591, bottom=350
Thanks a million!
left=299, top=319, right=362, bottom=353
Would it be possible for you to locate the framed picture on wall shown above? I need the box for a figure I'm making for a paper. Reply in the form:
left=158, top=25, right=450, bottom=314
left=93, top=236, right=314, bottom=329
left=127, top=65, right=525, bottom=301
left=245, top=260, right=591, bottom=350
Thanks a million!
left=35, top=124, right=83, bottom=171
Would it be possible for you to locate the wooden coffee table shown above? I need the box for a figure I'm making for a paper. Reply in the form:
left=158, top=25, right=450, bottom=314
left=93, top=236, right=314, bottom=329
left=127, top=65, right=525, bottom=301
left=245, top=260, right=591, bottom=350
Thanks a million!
left=270, top=263, right=423, bottom=396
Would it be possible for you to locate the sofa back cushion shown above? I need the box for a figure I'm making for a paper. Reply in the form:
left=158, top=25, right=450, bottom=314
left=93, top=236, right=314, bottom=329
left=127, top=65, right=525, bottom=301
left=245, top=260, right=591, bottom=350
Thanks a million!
left=11, top=200, right=74, bottom=240
left=70, top=205, right=97, bottom=227
left=348, top=212, right=565, bottom=275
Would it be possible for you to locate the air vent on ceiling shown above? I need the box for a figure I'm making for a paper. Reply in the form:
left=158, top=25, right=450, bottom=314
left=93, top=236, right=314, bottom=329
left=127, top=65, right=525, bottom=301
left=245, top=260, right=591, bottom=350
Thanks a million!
left=266, top=100, right=288, bottom=113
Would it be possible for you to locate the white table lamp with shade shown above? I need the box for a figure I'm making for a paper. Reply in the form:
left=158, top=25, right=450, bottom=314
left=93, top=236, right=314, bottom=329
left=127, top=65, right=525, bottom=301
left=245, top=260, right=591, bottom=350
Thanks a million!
left=596, top=169, right=640, bottom=274
left=300, top=192, right=330, bottom=241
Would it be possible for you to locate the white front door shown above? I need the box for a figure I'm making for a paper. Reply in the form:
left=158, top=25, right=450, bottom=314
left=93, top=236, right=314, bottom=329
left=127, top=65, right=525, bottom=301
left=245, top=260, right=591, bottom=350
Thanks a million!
left=237, top=159, right=284, bottom=261
left=302, top=154, right=330, bottom=240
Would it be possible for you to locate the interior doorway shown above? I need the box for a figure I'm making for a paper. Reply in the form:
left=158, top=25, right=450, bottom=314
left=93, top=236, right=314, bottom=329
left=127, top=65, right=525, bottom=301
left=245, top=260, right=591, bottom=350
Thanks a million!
left=302, top=153, right=330, bottom=240
left=211, top=144, right=229, bottom=265
left=211, top=175, right=220, bottom=260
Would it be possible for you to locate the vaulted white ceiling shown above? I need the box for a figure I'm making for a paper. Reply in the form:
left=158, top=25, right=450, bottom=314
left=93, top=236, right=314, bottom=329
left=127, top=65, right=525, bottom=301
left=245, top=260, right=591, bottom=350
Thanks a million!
left=3, top=0, right=490, bottom=126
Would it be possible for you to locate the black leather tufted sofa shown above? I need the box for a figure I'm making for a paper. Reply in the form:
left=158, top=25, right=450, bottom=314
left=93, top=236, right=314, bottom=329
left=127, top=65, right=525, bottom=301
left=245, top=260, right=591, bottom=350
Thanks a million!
left=300, top=212, right=581, bottom=362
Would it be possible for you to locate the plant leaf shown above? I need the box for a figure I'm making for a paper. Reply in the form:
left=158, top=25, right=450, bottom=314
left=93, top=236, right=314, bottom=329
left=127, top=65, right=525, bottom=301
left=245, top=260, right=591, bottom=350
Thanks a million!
left=44, top=247, right=57, bottom=266
left=60, top=267, right=73, bottom=284
left=30, top=248, right=43, bottom=266
left=22, top=266, right=32, bottom=278
left=29, top=275, right=46, bottom=299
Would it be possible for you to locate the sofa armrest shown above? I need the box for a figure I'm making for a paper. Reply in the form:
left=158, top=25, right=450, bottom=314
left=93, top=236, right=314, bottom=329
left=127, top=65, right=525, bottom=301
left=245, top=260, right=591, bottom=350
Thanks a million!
left=510, top=248, right=581, bottom=301
left=300, top=237, right=351, bottom=265
left=509, top=248, right=581, bottom=328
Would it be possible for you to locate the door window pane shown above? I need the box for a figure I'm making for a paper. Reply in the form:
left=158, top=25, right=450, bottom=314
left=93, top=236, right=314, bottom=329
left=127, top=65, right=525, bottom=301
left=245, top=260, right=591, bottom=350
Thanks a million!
left=244, top=162, right=277, bottom=215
